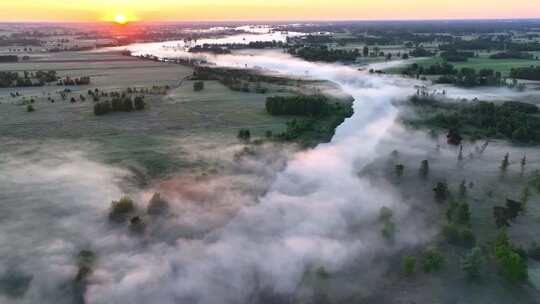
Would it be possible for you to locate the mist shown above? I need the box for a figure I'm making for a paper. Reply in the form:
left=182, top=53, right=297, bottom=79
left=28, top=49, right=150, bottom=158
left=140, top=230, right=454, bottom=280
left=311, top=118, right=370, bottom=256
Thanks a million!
left=3, top=47, right=538, bottom=303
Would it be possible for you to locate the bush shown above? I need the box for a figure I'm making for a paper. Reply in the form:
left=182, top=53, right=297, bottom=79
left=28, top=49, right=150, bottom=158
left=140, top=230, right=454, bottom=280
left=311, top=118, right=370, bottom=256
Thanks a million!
left=494, top=231, right=528, bottom=282
left=462, top=247, right=484, bottom=278
left=134, top=96, right=145, bottom=111
left=109, top=196, right=135, bottom=222
left=423, top=248, right=445, bottom=273
left=147, top=193, right=169, bottom=215
left=402, top=256, right=416, bottom=276
left=193, top=81, right=204, bottom=91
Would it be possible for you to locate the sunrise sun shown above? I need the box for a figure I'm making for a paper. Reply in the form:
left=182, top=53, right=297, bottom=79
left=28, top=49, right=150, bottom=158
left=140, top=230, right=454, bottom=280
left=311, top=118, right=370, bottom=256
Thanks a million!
left=114, top=14, right=128, bottom=25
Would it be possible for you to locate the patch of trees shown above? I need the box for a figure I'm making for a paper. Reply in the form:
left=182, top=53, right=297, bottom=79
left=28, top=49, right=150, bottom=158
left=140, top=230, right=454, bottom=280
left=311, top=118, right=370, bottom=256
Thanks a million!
left=192, top=66, right=289, bottom=93
left=417, top=100, right=540, bottom=143
left=57, top=76, right=90, bottom=86
left=266, top=95, right=330, bottom=116
left=274, top=102, right=353, bottom=147
left=509, top=66, right=540, bottom=80
left=435, top=67, right=503, bottom=87
left=440, top=50, right=475, bottom=62
left=402, top=62, right=456, bottom=76
left=409, top=98, right=540, bottom=143
left=0, top=70, right=58, bottom=88
left=188, top=45, right=231, bottom=54
left=0, top=55, right=18, bottom=62
left=409, top=48, right=435, bottom=57
left=489, top=51, right=534, bottom=60
left=93, top=96, right=145, bottom=116
left=287, top=45, right=360, bottom=62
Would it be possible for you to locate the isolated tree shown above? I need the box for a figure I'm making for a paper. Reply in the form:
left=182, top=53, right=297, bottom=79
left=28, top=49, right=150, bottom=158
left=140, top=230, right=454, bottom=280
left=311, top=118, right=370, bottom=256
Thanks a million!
left=193, top=81, right=204, bottom=91
left=459, top=179, right=467, bottom=198
left=423, top=248, right=445, bottom=273
left=363, top=46, right=369, bottom=57
left=500, top=153, right=510, bottom=175
left=419, top=159, right=429, bottom=179
left=462, top=247, right=484, bottom=278
left=433, top=182, right=449, bottom=202
left=134, top=96, right=145, bottom=111
left=520, top=185, right=530, bottom=213
left=402, top=256, right=416, bottom=276
left=494, top=231, right=528, bottom=282
left=26, top=104, right=35, bottom=112
left=520, top=155, right=526, bottom=177
left=237, top=129, right=251, bottom=142
left=395, top=164, right=405, bottom=178
left=457, top=202, right=471, bottom=226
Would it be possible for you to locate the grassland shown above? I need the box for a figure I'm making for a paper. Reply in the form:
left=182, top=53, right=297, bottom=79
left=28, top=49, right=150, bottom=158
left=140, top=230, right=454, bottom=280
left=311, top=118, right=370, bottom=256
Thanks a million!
left=0, top=51, right=328, bottom=178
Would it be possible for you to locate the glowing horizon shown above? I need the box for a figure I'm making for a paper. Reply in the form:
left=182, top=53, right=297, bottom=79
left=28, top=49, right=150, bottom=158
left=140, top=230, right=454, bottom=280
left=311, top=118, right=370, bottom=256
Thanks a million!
left=0, top=0, right=539, bottom=23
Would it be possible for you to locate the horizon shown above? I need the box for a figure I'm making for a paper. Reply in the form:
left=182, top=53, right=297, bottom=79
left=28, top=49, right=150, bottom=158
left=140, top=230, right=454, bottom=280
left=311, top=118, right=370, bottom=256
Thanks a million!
left=1, top=0, right=539, bottom=23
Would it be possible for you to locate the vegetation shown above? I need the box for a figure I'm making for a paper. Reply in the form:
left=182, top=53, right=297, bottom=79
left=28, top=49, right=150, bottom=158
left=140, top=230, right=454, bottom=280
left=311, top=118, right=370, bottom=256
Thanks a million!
left=287, top=45, right=360, bottom=62
left=147, top=193, right=169, bottom=215
left=266, top=95, right=331, bottom=116
left=109, top=196, right=136, bottom=222
left=494, top=231, right=528, bottom=282
left=405, top=97, right=540, bottom=144
left=461, top=247, right=484, bottom=278
left=94, top=97, right=145, bottom=116
left=509, top=66, right=540, bottom=80
left=422, top=248, right=445, bottom=273
left=193, top=81, right=205, bottom=91
left=402, top=256, right=416, bottom=276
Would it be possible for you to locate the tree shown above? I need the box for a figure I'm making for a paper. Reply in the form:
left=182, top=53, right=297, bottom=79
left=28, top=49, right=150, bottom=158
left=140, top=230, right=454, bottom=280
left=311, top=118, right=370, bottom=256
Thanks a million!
left=147, top=193, right=169, bottom=215
left=26, top=104, right=35, bottom=112
left=193, top=81, right=204, bottom=91
left=395, top=164, right=405, bottom=178
left=459, top=179, right=467, bottom=198
left=520, top=185, right=530, bottom=213
left=433, top=182, right=449, bottom=202
left=419, top=159, right=429, bottom=179
left=363, top=46, right=369, bottom=57
left=237, top=129, right=251, bottom=142
left=402, top=256, right=416, bottom=276
left=520, top=155, right=526, bottom=177
left=494, top=231, right=528, bottom=282
left=109, top=196, right=135, bottom=222
left=134, top=96, right=145, bottom=111
left=500, top=153, right=509, bottom=175
left=457, top=202, right=471, bottom=226
left=462, top=247, right=484, bottom=278
left=423, top=248, right=445, bottom=273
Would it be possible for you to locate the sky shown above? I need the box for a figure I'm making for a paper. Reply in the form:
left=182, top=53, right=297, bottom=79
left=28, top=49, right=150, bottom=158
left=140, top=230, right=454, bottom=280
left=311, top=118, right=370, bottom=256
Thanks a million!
left=0, top=0, right=539, bottom=22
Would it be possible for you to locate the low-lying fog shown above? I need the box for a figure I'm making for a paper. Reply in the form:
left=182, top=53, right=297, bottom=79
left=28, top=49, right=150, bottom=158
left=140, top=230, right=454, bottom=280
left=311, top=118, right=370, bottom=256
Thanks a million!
left=2, top=47, right=540, bottom=303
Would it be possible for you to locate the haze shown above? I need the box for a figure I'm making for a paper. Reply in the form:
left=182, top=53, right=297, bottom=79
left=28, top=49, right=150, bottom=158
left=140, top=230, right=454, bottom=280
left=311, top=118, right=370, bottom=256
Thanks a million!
left=1, top=0, right=539, bottom=22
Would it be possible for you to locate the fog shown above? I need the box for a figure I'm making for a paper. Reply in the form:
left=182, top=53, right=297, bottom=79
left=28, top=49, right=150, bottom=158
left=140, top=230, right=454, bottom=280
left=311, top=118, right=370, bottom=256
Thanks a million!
left=2, top=48, right=539, bottom=303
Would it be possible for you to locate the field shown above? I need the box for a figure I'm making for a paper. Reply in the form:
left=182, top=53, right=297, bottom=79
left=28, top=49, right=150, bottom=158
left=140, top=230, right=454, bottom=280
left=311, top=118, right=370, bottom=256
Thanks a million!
left=0, top=51, right=304, bottom=178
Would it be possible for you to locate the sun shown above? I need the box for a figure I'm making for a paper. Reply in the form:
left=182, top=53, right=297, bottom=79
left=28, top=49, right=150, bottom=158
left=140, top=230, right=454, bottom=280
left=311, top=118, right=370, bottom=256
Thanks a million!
left=114, top=14, right=128, bottom=25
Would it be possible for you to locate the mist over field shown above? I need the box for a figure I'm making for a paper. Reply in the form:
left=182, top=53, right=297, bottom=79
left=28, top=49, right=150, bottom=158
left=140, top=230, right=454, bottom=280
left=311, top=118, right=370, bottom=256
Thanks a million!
left=2, top=19, right=540, bottom=304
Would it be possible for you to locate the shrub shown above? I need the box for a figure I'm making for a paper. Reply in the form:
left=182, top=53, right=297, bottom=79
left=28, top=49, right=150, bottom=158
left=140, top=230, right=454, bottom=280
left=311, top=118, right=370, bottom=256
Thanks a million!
left=402, top=256, right=416, bottom=276
left=147, top=193, right=169, bottom=215
left=423, top=248, right=445, bottom=273
left=193, top=81, right=204, bottom=91
left=462, top=247, right=484, bottom=278
left=109, top=196, right=135, bottom=222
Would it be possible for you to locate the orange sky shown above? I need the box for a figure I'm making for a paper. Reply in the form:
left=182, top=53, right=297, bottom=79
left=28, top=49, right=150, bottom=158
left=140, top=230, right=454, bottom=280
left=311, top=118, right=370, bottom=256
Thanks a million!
left=0, top=0, right=539, bottom=22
